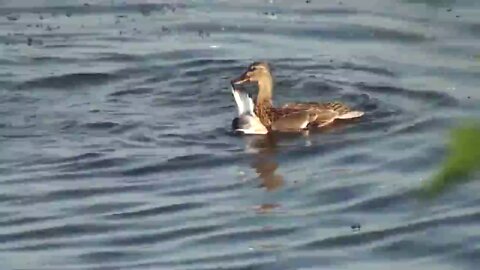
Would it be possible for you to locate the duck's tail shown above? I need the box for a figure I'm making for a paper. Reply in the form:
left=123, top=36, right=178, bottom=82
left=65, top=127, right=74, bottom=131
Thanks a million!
left=336, top=110, right=364, bottom=119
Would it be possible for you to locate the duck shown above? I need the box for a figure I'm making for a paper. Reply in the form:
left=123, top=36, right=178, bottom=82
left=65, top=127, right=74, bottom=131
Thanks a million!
left=231, top=61, right=364, bottom=132
left=230, top=85, right=268, bottom=135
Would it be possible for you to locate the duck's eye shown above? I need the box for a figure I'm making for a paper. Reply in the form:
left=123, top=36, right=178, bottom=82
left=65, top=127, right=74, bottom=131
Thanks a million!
left=249, top=66, right=257, bottom=71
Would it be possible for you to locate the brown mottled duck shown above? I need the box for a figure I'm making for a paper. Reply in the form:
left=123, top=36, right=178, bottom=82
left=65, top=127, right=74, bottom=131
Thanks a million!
left=231, top=61, right=364, bottom=132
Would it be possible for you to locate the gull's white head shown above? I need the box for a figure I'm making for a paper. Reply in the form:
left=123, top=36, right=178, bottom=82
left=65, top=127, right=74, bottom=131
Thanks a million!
left=231, top=87, right=268, bottom=135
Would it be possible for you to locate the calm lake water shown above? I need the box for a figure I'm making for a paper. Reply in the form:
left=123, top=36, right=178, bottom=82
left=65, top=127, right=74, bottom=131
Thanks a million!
left=1, top=0, right=480, bottom=269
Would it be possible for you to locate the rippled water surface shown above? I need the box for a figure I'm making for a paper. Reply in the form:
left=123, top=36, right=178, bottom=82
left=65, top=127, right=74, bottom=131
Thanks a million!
left=1, top=0, right=480, bottom=269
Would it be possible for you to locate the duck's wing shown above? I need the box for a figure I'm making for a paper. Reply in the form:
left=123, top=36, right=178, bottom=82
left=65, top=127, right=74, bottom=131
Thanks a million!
left=272, top=101, right=364, bottom=129
left=270, top=111, right=317, bottom=132
left=282, top=101, right=364, bottom=119
left=311, top=110, right=340, bottom=127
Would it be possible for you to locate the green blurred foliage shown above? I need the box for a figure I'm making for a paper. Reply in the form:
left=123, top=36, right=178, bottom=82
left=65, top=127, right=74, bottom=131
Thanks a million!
left=422, top=122, right=480, bottom=197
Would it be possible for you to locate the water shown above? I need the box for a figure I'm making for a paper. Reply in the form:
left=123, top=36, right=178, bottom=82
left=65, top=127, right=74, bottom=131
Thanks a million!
left=1, top=0, right=479, bottom=269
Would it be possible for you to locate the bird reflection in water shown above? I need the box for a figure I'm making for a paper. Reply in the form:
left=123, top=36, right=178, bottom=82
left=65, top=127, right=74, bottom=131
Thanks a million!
left=242, top=120, right=357, bottom=192
left=239, top=121, right=362, bottom=216
left=242, top=133, right=285, bottom=191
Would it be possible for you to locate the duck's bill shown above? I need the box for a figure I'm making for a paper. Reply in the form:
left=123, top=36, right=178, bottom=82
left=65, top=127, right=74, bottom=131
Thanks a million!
left=231, top=73, right=249, bottom=85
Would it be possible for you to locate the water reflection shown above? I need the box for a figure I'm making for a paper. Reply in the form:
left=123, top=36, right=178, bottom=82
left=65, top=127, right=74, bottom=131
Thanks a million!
left=243, top=119, right=363, bottom=192
left=244, top=134, right=285, bottom=191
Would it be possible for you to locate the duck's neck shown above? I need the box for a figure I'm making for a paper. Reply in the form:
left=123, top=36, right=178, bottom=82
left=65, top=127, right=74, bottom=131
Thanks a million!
left=256, top=75, right=273, bottom=107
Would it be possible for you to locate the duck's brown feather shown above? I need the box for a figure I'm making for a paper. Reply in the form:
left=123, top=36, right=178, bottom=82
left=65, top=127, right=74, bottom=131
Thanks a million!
left=255, top=101, right=354, bottom=129
left=281, top=101, right=352, bottom=115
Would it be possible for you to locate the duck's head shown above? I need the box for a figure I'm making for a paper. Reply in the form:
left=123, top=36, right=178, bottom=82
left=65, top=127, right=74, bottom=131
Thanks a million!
left=231, top=62, right=272, bottom=86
